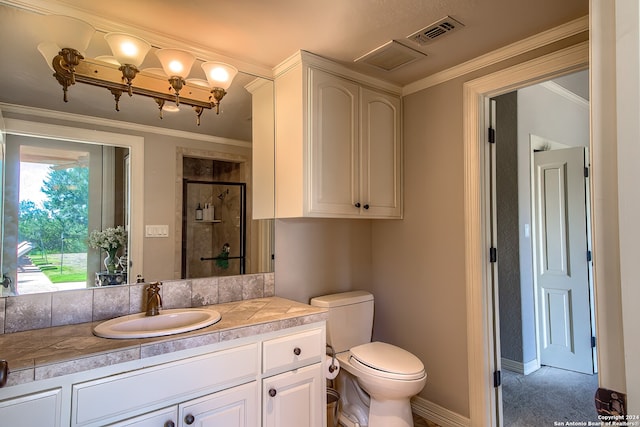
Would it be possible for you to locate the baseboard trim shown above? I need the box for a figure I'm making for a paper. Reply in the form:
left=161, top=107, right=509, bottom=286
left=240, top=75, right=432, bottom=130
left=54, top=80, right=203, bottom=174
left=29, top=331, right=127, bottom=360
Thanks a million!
left=501, top=357, right=540, bottom=375
left=412, top=396, right=471, bottom=427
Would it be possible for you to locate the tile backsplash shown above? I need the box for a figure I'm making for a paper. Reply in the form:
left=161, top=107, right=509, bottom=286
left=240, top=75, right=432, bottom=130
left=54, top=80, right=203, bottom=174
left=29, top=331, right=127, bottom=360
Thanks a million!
left=0, top=273, right=274, bottom=334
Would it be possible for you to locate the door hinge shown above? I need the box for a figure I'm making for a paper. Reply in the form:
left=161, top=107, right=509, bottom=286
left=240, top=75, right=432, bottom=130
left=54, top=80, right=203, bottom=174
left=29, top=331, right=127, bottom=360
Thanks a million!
left=584, top=166, right=589, bottom=178
left=592, top=336, right=596, bottom=348
left=490, top=247, right=497, bottom=263
left=494, top=370, right=501, bottom=387
left=488, top=127, right=496, bottom=144
left=587, top=250, right=592, bottom=262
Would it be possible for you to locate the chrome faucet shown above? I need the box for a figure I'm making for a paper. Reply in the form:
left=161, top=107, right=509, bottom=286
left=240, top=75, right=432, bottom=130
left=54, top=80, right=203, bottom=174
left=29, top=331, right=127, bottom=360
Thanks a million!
left=145, top=282, right=162, bottom=316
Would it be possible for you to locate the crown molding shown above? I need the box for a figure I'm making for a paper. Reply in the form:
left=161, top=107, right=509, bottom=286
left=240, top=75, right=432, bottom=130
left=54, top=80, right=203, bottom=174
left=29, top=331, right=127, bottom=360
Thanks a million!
left=0, top=102, right=251, bottom=149
left=0, top=0, right=273, bottom=79
left=274, top=50, right=403, bottom=95
left=539, top=80, right=589, bottom=108
left=403, top=15, right=589, bottom=96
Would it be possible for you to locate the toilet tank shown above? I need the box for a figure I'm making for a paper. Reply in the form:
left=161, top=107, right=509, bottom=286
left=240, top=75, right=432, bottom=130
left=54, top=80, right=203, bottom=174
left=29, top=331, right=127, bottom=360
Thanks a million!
left=310, top=291, right=374, bottom=353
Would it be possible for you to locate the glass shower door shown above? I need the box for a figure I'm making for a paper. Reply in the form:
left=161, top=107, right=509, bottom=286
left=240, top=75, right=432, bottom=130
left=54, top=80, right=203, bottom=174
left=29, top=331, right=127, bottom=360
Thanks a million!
left=182, top=180, right=246, bottom=278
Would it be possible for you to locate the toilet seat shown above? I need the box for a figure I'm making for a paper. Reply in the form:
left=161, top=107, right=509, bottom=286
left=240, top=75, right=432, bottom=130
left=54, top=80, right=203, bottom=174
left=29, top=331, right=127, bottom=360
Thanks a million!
left=349, top=341, right=425, bottom=381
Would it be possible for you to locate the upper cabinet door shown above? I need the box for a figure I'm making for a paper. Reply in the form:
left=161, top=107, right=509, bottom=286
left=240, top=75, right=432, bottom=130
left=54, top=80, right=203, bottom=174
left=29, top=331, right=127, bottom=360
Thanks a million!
left=308, top=68, right=360, bottom=216
left=360, top=87, right=402, bottom=218
left=272, top=52, right=403, bottom=219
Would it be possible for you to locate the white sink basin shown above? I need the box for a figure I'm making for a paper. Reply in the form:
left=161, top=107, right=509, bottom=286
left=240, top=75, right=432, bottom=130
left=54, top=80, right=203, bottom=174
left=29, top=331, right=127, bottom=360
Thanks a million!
left=93, top=308, right=222, bottom=339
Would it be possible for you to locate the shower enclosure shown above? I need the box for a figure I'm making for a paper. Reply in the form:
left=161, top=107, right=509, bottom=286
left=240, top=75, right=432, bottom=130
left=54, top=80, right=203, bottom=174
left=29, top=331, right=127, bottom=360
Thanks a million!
left=182, top=180, right=246, bottom=278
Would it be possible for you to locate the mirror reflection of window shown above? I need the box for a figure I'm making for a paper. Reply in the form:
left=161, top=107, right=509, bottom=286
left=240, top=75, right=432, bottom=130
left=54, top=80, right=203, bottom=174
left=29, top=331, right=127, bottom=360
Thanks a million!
left=2, top=138, right=129, bottom=295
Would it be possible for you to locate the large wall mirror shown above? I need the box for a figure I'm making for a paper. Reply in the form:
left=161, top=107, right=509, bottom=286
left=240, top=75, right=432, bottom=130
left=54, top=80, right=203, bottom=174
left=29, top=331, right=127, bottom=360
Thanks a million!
left=0, top=3, right=276, bottom=297
left=0, top=71, right=275, bottom=297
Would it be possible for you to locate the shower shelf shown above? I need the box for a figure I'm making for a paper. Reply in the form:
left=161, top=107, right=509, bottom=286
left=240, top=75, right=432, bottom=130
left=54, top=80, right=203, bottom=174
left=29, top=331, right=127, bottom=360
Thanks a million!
left=194, top=220, right=222, bottom=223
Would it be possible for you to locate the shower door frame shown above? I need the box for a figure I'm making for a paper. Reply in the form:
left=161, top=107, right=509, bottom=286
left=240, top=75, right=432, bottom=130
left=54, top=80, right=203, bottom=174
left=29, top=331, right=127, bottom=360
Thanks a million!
left=181, top=179, right=247, bottom=278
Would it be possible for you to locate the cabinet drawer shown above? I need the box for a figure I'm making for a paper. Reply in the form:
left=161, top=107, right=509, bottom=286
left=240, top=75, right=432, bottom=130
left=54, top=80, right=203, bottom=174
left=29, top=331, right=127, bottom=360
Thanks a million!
left=106, top=406, right=177, bottom=427
left=72, top=343, right=258, bottom=426
left=263, top=328, right=323, bottom=373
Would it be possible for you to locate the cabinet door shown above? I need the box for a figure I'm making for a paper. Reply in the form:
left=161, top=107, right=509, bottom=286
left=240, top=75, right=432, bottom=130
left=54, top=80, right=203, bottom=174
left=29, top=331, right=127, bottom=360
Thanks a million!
left=360, top=87, right=402, bottom=218
left=263, top=363, right=324, bottom=427
left=308, top=68, right=360, bottom=216
left=179, top=382, right=258, bottom=427
left=0, top=388, right=62, bottom=427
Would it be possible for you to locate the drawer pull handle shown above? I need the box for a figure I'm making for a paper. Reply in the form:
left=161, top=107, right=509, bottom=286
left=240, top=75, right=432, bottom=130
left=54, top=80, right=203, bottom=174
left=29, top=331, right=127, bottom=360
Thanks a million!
left=0, top=360, right=7, bottom=388
left=269, top=388, right=277, bottom=397
left=293, top=347, right=302, bottom=356
left=164, top=422, right=175, bottom=427
left=364, top=204, right=370, bottom=210
left=355, top=202, right=361, bottom=208
left=185, top=414, right=195, bottom=425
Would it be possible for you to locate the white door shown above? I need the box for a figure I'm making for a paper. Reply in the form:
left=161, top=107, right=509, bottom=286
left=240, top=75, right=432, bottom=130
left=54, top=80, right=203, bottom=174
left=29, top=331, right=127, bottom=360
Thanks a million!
left=534, top=147, right=593, bottom=374
left=179, top=382, right=258, bottom=427
left=360, top=87, right=402, bottom=218
left=263, top=364, right=323, bottom=427
left=308, top=68, right=360, bottom=216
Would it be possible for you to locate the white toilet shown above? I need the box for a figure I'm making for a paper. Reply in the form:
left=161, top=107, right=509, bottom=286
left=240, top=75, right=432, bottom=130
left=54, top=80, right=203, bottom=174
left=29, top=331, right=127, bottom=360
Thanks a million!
left=311, top=291, right=426, bottom=427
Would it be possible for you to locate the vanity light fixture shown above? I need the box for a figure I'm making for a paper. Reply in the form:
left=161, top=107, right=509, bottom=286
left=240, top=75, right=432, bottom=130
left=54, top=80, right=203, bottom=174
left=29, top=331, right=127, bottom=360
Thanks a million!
left=39, top=15, right=238, bottom=125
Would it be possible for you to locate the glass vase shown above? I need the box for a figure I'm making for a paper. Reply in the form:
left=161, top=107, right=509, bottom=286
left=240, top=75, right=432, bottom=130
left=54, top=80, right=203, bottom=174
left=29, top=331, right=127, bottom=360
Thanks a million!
left=104, top=248, right=119, bottom=274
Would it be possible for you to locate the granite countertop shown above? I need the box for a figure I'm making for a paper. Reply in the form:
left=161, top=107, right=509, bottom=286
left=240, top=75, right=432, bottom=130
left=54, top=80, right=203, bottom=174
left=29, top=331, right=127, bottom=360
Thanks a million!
left=0, top=297, right=327, bottom=388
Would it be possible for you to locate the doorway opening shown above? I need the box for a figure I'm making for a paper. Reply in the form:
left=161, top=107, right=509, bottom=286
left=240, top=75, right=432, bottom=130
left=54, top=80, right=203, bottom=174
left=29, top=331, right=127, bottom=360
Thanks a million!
left=490, top=73, right=598, bottom=425
left=462, top=40, right=591, bottom=426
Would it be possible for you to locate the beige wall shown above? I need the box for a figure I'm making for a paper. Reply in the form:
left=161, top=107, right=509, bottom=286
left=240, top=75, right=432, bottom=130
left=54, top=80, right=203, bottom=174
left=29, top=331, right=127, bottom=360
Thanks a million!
left=274, top=218, right=372, bottom=303
left=372, top=78, right=469, bottom=416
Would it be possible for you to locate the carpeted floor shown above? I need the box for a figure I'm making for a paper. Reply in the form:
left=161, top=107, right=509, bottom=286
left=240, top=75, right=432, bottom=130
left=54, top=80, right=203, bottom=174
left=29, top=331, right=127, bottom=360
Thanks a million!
left=502, top=366, right=599, bottom=426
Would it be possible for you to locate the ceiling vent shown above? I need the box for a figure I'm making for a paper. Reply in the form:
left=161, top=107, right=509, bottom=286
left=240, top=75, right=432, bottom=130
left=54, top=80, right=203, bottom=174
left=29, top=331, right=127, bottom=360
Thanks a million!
left=354, top=40, right=427, bottom=72
left=407, top=16, right=465, bottom=46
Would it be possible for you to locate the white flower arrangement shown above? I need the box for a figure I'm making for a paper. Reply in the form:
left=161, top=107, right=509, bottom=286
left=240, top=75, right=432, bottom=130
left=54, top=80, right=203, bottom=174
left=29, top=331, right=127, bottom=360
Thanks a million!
left=88, top=226, right=128, bottom=251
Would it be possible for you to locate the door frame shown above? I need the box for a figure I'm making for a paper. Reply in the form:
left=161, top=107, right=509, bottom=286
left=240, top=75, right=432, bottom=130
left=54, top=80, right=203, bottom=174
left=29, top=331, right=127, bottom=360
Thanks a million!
left=462, top=42, right=589, bottom=426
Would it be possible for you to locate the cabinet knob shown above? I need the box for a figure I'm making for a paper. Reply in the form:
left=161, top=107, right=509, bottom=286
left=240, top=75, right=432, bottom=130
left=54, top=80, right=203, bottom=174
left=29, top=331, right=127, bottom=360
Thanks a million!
left=269, top=388, right=277, bottom=397
left=363, top=204, right=370, bottom=210
left=185, top=414, right=195, bottom=425
left=293, top=347, right=302, bottom=356
left=355, top=202, right=361, bottom=208
left=164, top=421, right=175, bottom=427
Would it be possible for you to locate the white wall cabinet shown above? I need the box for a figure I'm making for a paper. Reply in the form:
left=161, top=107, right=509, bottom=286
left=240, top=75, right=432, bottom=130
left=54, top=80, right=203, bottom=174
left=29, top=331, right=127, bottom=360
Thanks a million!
left=274, top=51, right=402, bottom=219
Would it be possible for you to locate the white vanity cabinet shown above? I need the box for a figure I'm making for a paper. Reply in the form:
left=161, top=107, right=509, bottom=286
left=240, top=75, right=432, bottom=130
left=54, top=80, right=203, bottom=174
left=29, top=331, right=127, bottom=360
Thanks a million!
left=274, top=51, right=402, bottom=219
left=0, top=321, right=325, bottom=427
left=72, top=343, right=258, bottom=427
left=262, top=328, right=325, bottom=427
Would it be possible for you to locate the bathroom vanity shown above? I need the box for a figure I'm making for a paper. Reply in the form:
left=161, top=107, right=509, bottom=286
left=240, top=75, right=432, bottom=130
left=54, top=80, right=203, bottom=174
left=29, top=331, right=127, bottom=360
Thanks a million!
left=0, top=297, right=327, bottom=427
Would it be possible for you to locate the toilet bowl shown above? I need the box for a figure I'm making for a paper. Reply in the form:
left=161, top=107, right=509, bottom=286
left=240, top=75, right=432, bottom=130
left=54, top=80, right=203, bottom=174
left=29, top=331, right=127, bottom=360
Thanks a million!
left=309, top=291, right=427, bottom=427
left=337, top=342, right=427, bottom=427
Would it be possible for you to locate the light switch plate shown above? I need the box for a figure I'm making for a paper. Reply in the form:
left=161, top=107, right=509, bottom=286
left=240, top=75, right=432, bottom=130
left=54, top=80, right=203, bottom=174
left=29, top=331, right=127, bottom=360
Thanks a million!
left=145, top=225, right=169, bottom=238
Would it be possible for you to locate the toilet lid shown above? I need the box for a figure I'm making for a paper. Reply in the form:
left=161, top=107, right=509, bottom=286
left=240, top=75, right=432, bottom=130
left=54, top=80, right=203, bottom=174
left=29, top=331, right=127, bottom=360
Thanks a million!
left=349, top=342, right=425, bottom=380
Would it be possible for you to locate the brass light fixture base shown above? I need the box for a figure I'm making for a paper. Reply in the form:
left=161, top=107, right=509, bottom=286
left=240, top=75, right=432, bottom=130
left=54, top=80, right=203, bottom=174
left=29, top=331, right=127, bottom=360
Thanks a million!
left=51, top=54, right=226, bottom=125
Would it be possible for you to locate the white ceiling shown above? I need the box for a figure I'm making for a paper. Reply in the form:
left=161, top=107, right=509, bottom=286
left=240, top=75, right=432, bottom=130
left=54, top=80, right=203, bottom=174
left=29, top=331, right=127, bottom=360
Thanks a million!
left=0, top=0, right=588, bottom=139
